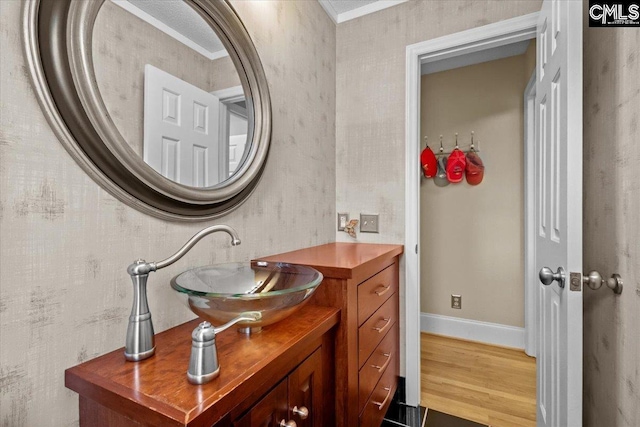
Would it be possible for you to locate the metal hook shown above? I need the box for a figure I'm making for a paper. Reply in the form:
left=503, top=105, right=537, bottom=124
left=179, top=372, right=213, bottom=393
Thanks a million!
left=455, top=133, right=459, bottom=149
left=470, top=131, right=475, bottom=152
left=424, top=136, right=428, bottom=148
left=439, top=135, right=444, bottom=153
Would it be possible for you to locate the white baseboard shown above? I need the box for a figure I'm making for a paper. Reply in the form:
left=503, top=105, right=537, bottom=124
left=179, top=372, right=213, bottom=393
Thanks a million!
left=420, top=312, right=525, bottom=349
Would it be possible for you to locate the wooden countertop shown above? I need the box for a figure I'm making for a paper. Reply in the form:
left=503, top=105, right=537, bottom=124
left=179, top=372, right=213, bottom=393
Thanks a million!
left=258, top=242, right=404, bottom=280
left=65, top=304, right=340, bottom=427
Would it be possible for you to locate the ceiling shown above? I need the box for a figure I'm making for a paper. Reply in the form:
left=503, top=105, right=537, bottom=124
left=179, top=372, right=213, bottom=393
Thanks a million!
left=421, top=40, right=532, bottom=75
left=318, top=0, right=408, bottom=24
left=111, top=0, right=408, bottom=53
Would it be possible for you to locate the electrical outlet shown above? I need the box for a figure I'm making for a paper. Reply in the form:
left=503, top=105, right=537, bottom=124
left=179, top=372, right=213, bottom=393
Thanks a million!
left=337, top=213, right=349, bottom=231
left=451, top=295, right=462, bottom=309
left=360, top=214, right=379, bottom=233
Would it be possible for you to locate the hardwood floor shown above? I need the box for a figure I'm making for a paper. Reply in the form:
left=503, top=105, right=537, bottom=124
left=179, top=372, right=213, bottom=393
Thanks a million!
left=421, top=333, right=536, bottom=427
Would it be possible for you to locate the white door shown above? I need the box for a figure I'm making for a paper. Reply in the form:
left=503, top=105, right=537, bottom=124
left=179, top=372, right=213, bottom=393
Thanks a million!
left=534, top=0, right=582, bottom=426
left=143, top=64, right=220, bottom=187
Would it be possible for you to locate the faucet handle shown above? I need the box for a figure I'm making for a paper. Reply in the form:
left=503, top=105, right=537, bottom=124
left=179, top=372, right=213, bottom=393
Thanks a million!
left=187, top=322, right=220, bottom=384
left=213, top=312, right=262, bottom=334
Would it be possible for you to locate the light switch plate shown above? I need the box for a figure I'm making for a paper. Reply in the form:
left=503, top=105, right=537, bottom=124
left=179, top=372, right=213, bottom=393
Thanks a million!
left=360, top=214, right=379, bottom=233
left=337, top=213, right=349, bottom=231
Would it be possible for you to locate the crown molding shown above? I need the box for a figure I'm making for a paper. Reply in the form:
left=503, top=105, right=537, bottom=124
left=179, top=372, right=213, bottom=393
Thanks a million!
left=318, top=0, right=408, bottom=24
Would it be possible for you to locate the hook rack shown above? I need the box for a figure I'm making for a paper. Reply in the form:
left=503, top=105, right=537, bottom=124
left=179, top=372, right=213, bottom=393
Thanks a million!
left=424, top=132, right=481, bottom=156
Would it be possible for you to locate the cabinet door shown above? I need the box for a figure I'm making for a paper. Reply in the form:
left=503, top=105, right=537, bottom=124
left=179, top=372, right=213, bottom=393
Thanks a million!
left=234, top=380, right=288, bottom=427
left=288, top=348, right=323, bottom=427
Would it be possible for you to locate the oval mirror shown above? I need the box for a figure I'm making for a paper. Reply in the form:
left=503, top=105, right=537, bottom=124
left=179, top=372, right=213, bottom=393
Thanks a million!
left=23, top=0, right=271, bottom=220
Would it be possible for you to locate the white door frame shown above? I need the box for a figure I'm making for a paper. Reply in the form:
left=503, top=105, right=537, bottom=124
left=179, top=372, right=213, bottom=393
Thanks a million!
left=523, top=71, right=537, bottom=357
left=404, top=12, right=540, bottom=406
left=211, top=86, right=247, bottom=181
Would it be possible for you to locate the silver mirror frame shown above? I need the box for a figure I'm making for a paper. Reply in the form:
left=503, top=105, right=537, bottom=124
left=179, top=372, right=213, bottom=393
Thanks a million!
left=22, top=0, right=271, bottom=221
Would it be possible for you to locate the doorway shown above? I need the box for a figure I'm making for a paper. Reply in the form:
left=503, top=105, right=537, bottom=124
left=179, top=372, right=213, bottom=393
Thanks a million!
left=419, top=42, right=536, bottom=346
left=403, top=12, right=540, bottom=407
left=417, top=30, right=537, bottom=427
left=404, top=3, right=584, bottom=425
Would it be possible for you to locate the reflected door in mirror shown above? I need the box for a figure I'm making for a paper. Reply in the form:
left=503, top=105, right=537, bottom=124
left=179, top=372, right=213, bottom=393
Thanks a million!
left=144, top=65, right=221, bottom=186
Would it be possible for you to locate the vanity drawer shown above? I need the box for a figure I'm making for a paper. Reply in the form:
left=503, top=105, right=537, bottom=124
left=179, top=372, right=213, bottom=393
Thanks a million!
left=358, top=293, right=398, bottom=369
left=358, top=323, right=398, bottom=413
left=358, top=354, right=398, bottom=426
left=357, top=263, right=397, bottom=326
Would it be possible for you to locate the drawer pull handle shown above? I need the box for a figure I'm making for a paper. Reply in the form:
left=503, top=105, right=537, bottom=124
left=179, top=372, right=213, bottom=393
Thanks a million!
left=372, top=386, right=392, bottom=410
left=292, top=406, right=309, bottom=420
left=371, top=352, right=392, bottom=372
left=374, top=284, right=391, bottom=296
left=373, top=317, right=391, bottom=333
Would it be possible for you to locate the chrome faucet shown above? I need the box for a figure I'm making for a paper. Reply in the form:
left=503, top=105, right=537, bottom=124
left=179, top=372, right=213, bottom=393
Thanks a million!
left=125, top=225, right=241, bottom=362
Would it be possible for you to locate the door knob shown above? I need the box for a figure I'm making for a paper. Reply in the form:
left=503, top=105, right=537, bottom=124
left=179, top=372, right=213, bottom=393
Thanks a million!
left=279, top=420, right=296, bottom=427
left=582, top=271, right=623, bottom=294
left=539, top=266, right=565, bottom=288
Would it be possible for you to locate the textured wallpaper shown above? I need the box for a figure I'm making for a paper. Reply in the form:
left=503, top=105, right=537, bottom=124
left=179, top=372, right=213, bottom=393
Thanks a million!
left=0, top=0, right=336, bottom=425
left=2, top=0, right=639, bottom=424
left=335, top=0, right=543, bottom=376
left=583, top=24, right=640, bottom=427
left=335, top=0, right=543, bottom=245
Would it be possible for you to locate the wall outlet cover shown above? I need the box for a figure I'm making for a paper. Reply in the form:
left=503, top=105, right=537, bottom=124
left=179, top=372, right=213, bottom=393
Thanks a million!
left=360, top=214, right=379, bottom=233
left=451, top=294, right=462, bottom=309
left=337, top=213, right=349, bottom=231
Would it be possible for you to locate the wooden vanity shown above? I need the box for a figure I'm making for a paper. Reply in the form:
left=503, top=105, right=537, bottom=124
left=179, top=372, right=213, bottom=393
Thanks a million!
left=65, top=304, right=338, bottom=426
left=65, top=243, right=402, bottom=427
left=259, top=243, right=404, bottom=427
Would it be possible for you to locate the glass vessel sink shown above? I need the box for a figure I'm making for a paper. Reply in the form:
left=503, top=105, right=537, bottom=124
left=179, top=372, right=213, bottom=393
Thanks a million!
left=171, top=261, right=323, bottom=329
